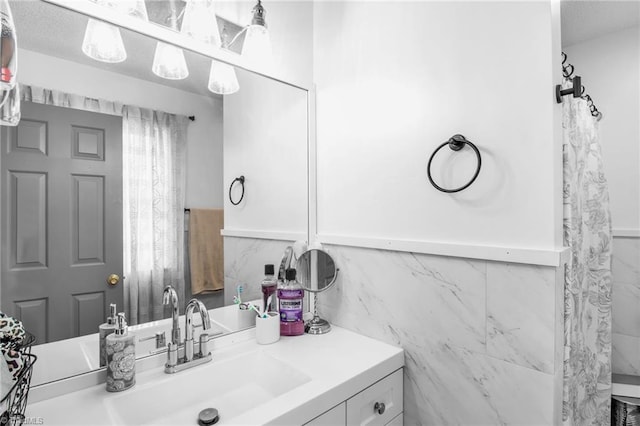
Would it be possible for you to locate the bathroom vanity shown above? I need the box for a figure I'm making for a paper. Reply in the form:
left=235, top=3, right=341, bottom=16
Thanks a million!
left=26, top=325, right=404, bottom=425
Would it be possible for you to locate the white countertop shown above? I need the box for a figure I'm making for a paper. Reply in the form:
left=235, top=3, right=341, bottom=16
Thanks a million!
left=30, top=303, right=256, bottom=387
left=26, top=326, right=404, bottom=425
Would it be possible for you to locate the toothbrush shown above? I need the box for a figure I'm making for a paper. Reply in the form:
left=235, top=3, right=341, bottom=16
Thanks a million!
left=265, top=295, right=273, bottom=313
left=247, top=302, right=267, bottom=319
left=235, top=284, right=244, bottom=305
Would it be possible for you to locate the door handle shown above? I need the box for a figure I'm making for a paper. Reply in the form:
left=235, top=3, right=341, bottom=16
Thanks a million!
left=107, top=274, right=120, bottom=286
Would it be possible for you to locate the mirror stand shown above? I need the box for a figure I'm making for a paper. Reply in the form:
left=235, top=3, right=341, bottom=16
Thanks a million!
left=305, top=294, right=331, bottom=335
left=295, top=247, right=339, bottom=335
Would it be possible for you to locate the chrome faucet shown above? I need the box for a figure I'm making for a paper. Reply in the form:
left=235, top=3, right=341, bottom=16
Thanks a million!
left=185, top=299, right=211, bottom=362
left=162, top=285, right=180, bottom=346
left=164, top=298, right=213, bottom=374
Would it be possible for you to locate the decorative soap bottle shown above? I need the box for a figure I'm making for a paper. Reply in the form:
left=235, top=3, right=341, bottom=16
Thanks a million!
left=105, top=312, right=135, bottom=392
left=278, top=268, right=304, bottom=336
left=0, top=0, right=18, bottom=89
left=261, top=264, right=277, bottom=312
left=99, top=303, right=117, bottom=367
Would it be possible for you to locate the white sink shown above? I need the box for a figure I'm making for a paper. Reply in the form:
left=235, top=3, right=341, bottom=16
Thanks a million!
left=105, top=350, right=311, bottom=425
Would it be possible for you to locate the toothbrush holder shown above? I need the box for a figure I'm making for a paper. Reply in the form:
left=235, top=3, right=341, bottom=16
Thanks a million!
left=255, top=312, right=280, bottom=345
left=238, top=304, right=257, bottom=329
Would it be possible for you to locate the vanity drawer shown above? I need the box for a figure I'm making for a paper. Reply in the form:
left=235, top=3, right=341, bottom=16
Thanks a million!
left=305, top=402, right=346, bottom=425
left=346, top=368, right=403, bottom=426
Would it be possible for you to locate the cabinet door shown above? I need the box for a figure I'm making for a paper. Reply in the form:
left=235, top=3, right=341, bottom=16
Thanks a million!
left=305, top=402, right=346, bottom=426
left=346, top=369, right=403, bottom=426
left=386, top=413, right=403, bottom=426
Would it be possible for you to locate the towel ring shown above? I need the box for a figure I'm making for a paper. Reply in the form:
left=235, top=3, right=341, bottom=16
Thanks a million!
left=427, top=134, right=481, bottom=193
left=229, top=176, right=245, bottom=205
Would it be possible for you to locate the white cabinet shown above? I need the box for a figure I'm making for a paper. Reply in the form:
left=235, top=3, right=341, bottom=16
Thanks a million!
left=305, top=402, right=346, bottom=425
left=304, top=368, right=403, bottom=426
left=346, top=369, right=403, bottom=426
left=386, top=413, right=403, bottom=426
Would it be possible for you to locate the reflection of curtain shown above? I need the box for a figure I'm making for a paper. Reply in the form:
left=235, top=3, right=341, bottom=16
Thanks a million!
left=123, top=106, right=187, bottom=325
left=562, top=80, right=612, bottom=426
left=20, top=84, right=123, bottom=115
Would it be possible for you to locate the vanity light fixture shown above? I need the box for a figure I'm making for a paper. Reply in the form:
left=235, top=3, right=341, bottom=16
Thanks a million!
left=181, top=0, right=221, bottom=47
left=207, top=26, right=239, bottom=95
left=152, top=42, right=189, bottom=80
left=241, top=0, right=273, bottom=72
left=82, top=18, right=127, bottom=63
left=81, top=0, right=140, bottom=64
left=206, top=0, right=275, bottom=95
left=152, top=2, right=189, bottom=80
left=118, top=0, right=149, bottom=21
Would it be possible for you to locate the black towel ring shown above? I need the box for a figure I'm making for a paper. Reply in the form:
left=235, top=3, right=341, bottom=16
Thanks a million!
left=229, top=176, right=245, bottom=205
left=427, top=134, right=481, bottom=193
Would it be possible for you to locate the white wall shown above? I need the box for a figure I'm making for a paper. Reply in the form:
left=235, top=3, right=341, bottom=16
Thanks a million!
left=314, top=1, right=562, bottom=251
left=564, top=27, right=640, bottom=234
left=221, top=0, right=313, bottom=298
left=313, top=1, right=563, bottom=424
left=18, top=48, right=224, bottom=208
left=223, top=68, right=308, bottom=237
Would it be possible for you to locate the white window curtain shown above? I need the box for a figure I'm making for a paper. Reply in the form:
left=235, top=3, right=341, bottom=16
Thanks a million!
left=122, top=106, right=188, bottom=325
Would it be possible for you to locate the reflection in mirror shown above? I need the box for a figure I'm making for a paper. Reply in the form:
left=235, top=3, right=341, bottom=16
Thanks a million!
left=0, top=0, right=308, bottom=386
left=296, top=249, right=338, bottom=293
left=295, top=249, right=338, bottom=335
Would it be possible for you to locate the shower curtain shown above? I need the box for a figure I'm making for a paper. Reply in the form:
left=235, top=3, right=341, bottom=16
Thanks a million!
left=562, top=81, right=612, bottom=426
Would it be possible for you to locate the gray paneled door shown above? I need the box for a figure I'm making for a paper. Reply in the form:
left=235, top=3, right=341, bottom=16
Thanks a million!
left=1, top=101, right=123, bottom=344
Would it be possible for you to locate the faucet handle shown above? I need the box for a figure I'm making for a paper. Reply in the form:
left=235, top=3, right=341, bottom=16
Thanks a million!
left=140, top=331, right=167, bottom=349
left=199, top=333, right=209, bottom=357
left=166, top=342, right=178, bottom=368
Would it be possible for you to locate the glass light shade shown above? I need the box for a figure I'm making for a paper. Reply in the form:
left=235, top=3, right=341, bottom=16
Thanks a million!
left=152, top=42, right=189, bottom=80
left=0, top=0, right=17, bottom=90
left=208, top=60, right=239, bottom=95
left=181, top=0, right=221, bottom=47
left=0, top=83, right=20, bottom=126
left=241, top=24, right=273, bottom=71
left=82, top=19, right=126, bottom=63
left=115, top=0, right=148, bottom=20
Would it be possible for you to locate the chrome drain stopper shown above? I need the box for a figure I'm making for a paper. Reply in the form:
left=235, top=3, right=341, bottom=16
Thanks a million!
left=198, top=408, right=219, bottom=425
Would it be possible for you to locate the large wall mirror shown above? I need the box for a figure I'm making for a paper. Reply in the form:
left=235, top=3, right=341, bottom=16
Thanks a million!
left=0, top=0, right=309, bottom=386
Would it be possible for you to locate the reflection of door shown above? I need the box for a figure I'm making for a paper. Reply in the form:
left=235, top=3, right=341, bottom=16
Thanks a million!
left=1, top=101, right=123, bottom=344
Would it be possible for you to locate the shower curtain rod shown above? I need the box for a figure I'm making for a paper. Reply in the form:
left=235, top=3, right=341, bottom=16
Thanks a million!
left=560, top=52, right=603, bottom=121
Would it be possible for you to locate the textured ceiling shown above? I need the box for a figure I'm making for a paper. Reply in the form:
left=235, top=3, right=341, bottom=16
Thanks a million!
left=561, top=0, right=640, bottom=47
left=10, top=0, right=235, bottom=98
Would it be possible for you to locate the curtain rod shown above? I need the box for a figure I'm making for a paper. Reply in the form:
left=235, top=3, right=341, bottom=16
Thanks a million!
left=560, top=52, right=602, bottom=121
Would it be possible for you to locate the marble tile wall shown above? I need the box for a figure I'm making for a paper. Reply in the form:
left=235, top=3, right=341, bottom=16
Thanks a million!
left=317, top=245, right=562, bottom=425
left=611, top=236, right=640, bottom=375
left=223, top=236, right=296, bottom=305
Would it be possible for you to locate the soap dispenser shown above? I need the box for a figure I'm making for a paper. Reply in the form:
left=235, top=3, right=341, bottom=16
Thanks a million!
left=99, top=303, right=117, bottom=367
left=105, top=312, right=136, bottom=392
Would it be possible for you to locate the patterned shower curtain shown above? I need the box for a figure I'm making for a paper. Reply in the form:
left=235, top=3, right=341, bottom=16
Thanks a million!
left=562, top=80, right=612, bottom=426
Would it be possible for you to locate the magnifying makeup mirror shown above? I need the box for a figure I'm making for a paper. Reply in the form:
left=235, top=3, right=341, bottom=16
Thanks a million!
left=295, top=248, right=338, bottom=334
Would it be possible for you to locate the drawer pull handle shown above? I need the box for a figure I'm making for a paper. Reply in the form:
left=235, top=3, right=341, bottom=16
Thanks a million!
left=373, top=402, right=386, bottom=415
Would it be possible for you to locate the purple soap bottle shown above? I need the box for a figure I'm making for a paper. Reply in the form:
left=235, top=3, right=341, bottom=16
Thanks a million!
left=278, top=268, right=304, bottom=336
